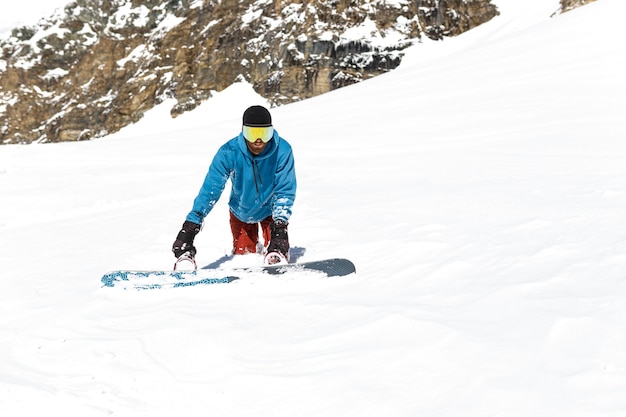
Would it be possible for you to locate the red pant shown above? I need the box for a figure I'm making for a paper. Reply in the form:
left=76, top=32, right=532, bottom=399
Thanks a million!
left=230, top=211, right=272, bottom=255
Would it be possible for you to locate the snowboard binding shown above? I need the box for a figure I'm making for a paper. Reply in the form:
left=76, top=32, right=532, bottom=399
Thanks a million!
left=174, top=251, right=197, bottom=271
left=263, top=251, right=288, bottom=266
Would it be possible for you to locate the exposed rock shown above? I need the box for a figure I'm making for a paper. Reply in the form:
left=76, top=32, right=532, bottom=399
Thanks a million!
left=0, top=0, right=499, bottom=144
left=557, top=0, right=598, bottom=14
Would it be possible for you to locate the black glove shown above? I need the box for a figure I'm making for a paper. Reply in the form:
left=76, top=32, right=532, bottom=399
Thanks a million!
left=266, top=220, right=289, bottom=259
left=172, top=220, right=201, bottom=258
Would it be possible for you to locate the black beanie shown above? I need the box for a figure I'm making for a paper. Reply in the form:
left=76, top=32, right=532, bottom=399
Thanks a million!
left=243, top=105, right=272, bottom=127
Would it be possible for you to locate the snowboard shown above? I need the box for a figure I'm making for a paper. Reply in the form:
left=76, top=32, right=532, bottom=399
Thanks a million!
left=101, top=258, right=356, bottom=290
left=101, top=270, right=239, bottom=290
left=232, top=258, right=356, bottom=277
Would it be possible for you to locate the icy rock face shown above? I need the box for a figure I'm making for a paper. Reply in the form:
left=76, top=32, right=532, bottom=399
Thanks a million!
left=0, top=0, right=499, bottom=144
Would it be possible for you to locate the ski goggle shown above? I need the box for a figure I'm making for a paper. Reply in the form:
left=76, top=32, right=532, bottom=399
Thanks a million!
left=243, top=125, right=274, bottom=143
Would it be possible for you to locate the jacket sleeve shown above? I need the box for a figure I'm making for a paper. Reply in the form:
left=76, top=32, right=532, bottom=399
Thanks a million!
left=186, top=146, right=232, bottom=225
left=272, top=142, right=297, bottom=223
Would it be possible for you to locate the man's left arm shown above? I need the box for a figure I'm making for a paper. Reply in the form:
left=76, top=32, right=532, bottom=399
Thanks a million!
left=272, top=145, right=296, bottom=223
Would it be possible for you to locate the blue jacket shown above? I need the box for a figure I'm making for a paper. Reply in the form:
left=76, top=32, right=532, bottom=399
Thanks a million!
left=186, top=129, right=296, bottom=225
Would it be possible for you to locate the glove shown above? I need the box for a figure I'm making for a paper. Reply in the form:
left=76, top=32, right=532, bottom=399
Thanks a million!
left=266, top=220, right=289, bottom=260
left=172, top=220, right=201, bottom=258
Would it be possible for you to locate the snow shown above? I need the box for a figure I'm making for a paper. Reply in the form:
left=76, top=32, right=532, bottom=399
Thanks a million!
left=2, top=0, right=626, bottom=416
left=0, top=0, right=69, bottom=35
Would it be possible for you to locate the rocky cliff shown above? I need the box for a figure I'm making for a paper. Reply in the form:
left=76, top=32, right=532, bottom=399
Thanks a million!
left=0, top=0, right=499, bottom=144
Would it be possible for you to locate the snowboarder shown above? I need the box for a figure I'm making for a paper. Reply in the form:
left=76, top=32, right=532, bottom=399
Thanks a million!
left=172, top=105, right=296, bottom=266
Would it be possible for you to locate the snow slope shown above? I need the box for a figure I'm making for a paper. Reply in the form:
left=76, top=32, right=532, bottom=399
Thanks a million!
left=2, top=0, right=626, bottom=415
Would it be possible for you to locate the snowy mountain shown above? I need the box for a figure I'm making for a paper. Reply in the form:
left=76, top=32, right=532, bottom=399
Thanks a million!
left=0, top=0, right=501, bottom=144
left=2, top=0, right=626, bottom=416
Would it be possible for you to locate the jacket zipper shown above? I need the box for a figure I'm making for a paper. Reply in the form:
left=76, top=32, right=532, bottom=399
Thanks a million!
left=251, top=159, right=263, bottom=196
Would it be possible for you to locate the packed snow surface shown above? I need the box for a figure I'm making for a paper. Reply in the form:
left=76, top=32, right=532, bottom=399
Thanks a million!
left=2, top=0, right=626, bottom=415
